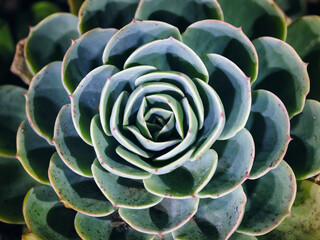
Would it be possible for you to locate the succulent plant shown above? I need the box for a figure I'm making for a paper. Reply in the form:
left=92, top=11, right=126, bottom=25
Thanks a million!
left=1, top=0, right=320, bottom=239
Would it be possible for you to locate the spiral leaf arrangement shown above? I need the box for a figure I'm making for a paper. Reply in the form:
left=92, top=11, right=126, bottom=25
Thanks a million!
left=1, top=0, right=320, bottom=239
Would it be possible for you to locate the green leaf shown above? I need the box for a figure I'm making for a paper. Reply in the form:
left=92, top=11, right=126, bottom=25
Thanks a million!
left=78, top=0, right=140, bottom=33
left=182, top=20, right=258, bottom=82
left=53, top=104, right=95, bottom=177
left=134, top=0, right=223, bottom=32
left=252, top=37, right=309, bottom=118
left=68, top=0, right=85, bottom=15
left=285, top=100, right=320, bottom=180
left=71, top=65, right=119, bottom=144
left=49, top=153, right=114, bottom=216
left=238, top=160, right=296, bottom=235
left=219, top=0, right=286, bottom=40
left=191, top=78, right=225, bottom=160
left=173, top=186, right=246, bottom=240
left=26, top=61, right=69, bottom=143
left=119, top=197, right=199, bottom=235
left=0, top=157, right=39, bottom=224
left=31, top=1, right=62, bottom=23
left=124, top=37, right=209, bottom=82
left=91, top=115, right=151, bottom=180
left=62, top=28, right=118, bottom=94
left=25, top=13, right=79, bottom=73
left=202, top=54, right=251, bottom=139
left=274, top=0, right=307, bottom=19
left=92, top=159, right=163, bottom=209
left=258, top=181, right=320, bottom=240
left=100, top=66, right=156, bottom=135
left=16, top=120, right=55, bottom=184
left=23, top=185, right=80, bottom=240
left=286, top=16, right=320, bottom=101
left=103, top=20, right=182, bottom=69
left=245, top=90, right=290, bottom=179
left=0, top=85, right=26, bottom=157
left=75, top=212, right=154, bottom=240
left=198, top=129, right=254, bottom=198
left=0, top=18, right=14, bottom=79
left=229, top=232, right=258, bottom=240
left=144, top=149, right=217, bottom=198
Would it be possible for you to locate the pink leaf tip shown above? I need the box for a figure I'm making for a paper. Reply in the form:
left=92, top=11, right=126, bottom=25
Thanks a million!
left=238, top=26, right=242, bottom=31
left=132, top=18, right=136, bottom=22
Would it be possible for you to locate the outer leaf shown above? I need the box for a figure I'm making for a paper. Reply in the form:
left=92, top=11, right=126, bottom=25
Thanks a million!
left=274, top=0, right=307, bottom=19
left=229, top=232, right=258, bottom=240
left=23, top=185, right=80, bottom=240
left=144, top=149, right=218, bottom=198
left=202, top=54, right=251, bottom=139
left=285, top=100, right=320, bottom=180
left=0, top=85, right=26, bottom=157
left=238, top=160, right=296, bottom=235
left=182, top=20, right=258, bottom=83
left=245, top=90, right=290, bottom=179
left=49, top=153, right=114, bottom=216
left=0, top=157, right=39, bottom=224
left=25, top=13, right=79, bottom=73
left=286, top=16, right=320, bottom=101
left=26, top=61, right=69, bottom=143
left=119, top=197, right=199, bottom=235
left=134, top=0, right=223, bottom=32
left=75, top=212, right=154, bottom=240
left=71, top=65, right=119, bottom=144
left=16, top=120, right=55, bottom=184
left=92, top=159, right=163, bottom=209
left=53, top=104, right=95, bottom=177
left=219, top=0, right=286, bottom=40
left=78, top=0, right=140, bottom=33
left=68, top=0, right=85, bottom=15
left=103, top=20, right=182, bottom=69
left=173, top=186, right=246, bottom=240
left=62, top=28, right=117, bottom=94
left=252, top=37, right=309, bottom=118
left=124, top=37, right=209, bottom=82
left=198, top=129, right=254, bottom=198
left=258, top=181, right=320, bottom=240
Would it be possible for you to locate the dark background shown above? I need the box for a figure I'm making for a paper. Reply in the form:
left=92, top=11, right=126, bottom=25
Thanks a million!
left=0, top=0, right=319, bottom=239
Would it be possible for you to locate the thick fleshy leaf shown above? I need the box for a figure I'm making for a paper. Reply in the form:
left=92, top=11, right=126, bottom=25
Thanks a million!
left=245, top=90, right=290, bottom=179
left=16, top=120, right=55, bottom=184
left=78, top=0, right=140, bottom=33
left=286, top=16, right=320, bottom=101
left=285, top=100, right=320, bottom=180
left=103, top=20, right=181, bottom=69
left=202, top=54, right=251, bottom=139
left=91, top=115, right=151, bottom=180
left=135, top=0, right=223, bottom=32
left=26, top=61, right=69, bottom=143
left=219, top=0, right=286, bottom=40
left=182, top=20, right=258, bottom=83
left=49, top=153, right=114, bottom=216
left=258, top=181, right=320, bottom=240
left=22, top=225, right=41, bottom=240
left=71, top=65, right=119, bottom=144
left=124, top=37, right=209, bottom=82
left=144, top=149, right=217, bottom=198
left=92, top=159, right=162, bottom=209
left=274, top=0, right=307, bottom=19
left=23, top=185, right=79, bottom=240
left=25, top=13, right=79, bottom=73
left=191, top=78, right=225, bottom=160
left=0, top=157, right=39, bottom=224
left=68, top=0, right=85, bottom=15
left=252, top=37, right=309, bottom=118
left=173, top=186, right=246, bottom=240
left=229, top=232, right=258, bottom=240
left=62, top=28, right=117, bottom=93
left=198, top=128, right=254, bottom=198
left=100, top=66, right=156, bottom=135
left=0, top=85, right=26, bottom=157
left=238, top=160, right=296, bottom=235
left=116, top=145, right=193, bottom=175
left=119, top=197, right=199, bottom=235
left=53, top=104, right=95, bottom=177
left=75, top=212, right=154, bottom=240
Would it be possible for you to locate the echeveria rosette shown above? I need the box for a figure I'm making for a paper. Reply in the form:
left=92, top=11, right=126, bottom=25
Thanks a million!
left=0, top=0, right=319, bottom=239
